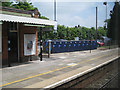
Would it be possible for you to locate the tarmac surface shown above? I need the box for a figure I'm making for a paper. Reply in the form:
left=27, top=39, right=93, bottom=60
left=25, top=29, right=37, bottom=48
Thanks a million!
left=0, top=48, right=119, bottom=89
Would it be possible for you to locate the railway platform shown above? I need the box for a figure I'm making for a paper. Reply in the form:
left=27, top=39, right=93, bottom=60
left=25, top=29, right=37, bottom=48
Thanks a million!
left=0, top=48, right=119, bottom=89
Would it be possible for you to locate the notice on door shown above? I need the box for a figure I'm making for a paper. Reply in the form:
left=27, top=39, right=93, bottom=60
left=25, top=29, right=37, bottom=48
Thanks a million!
left=0, top=25, right=2, bottom=53
left=24, top=34, right=36, bottom=56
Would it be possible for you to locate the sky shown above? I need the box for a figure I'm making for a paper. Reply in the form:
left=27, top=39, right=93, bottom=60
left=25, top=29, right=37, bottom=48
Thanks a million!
left=31, top=0, right=116, bottom=28
left=11, top=0, right=118, bottom=28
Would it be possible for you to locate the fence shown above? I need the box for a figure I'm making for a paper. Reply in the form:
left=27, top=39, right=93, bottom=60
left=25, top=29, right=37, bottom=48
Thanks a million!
left=44, top=40, right=97, bottom=53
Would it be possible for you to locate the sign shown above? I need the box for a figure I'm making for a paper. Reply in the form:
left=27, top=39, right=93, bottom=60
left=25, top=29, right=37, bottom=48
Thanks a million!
left=75, top=37, right=79, bottom=41
left=54, top=22, right=57, bottom=33
left=0, top=25, right=2, bottom=52
left=27, top=41, right=33, bottom=50
left=42, top=27, right=53, bottom=31
left=24, top=34, right=36, bottom=56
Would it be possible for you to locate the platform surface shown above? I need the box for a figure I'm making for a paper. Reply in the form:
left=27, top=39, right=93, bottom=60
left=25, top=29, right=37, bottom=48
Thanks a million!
left=0, top=48, right=119, bottom=88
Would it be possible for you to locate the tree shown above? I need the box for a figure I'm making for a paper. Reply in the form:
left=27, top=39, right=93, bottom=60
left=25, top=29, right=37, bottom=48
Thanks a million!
left=1, top=1, right=107, bottom=41
left=40, top=16, right=49, bottom=20
left=1, top=1, right=49, bottom=20
left=12, top=2, right=49, bottom=20
left=1, top=2, right=13, bottom=7
left=97, top=27, right=106, bottom=39
left=107, top=1, right=120, bottom=46
left=12, top=2, right=35, bottom=11
left=14, top=0, right=31, bottom=2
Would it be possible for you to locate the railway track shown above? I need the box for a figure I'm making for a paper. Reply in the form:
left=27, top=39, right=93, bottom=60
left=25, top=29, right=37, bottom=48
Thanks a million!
left=98, top=73, right=119, bottom=89
left=51, top=57, right=119, bottom=89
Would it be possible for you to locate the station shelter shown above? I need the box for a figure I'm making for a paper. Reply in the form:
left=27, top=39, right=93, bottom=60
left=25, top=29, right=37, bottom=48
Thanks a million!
left=0, top=6, right=56, bottom=65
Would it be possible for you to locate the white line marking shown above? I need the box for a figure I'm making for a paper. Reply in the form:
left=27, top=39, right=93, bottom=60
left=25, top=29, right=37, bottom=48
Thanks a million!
left=44, top=56, right=119, bottom=88
left=59, top=57, right=66, bottom=59
left=67, top=63, right=77, bottom=66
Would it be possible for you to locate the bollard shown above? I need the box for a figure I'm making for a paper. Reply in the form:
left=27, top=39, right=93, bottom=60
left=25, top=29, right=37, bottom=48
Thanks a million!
left=48, top=40, right=51, bottom=58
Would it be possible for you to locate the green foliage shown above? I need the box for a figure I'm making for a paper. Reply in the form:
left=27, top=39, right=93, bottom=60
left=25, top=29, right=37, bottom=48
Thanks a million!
left=97, top=27, right=106, bottom=39
left=2, top=1, right=107, bottom=41
left=40, top=16, right=49, bottom=20
left=11, top=2, right=50, bottom=19
left=15, top=0, right=31, bottom=2
left=2, top=1, right=49, bottom=20
left=41, top=24, right=106, bottom=41
left=107, top=2, right=120, bottom=42
left=1, top=1, right=36, bottom=11
left=1, top=2, right=13, bottom=7
left=12, top=2, right=35, bottom=11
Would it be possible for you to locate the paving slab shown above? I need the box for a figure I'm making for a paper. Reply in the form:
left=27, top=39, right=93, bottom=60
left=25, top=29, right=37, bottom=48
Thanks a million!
left=0, top=48, right=119, bottom=88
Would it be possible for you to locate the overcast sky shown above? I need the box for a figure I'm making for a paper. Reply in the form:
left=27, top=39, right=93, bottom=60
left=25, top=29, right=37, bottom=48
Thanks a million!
left=11, top=0, right=117, bottom=28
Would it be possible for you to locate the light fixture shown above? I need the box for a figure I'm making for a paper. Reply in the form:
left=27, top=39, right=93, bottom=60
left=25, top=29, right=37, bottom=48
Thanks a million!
left=32, top=13, right=35, bottom=17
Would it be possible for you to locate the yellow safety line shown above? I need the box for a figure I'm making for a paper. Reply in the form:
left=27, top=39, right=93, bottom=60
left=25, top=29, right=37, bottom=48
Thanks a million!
left=0, top=53, right=114, bottom=87
left=76, top=54, right=108, bottom=65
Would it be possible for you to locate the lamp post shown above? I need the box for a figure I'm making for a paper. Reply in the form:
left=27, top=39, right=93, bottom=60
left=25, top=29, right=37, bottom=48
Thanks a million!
left=89, top=31, right=92, bottom=53
left=54, top=0, right=56, bottom=21
left=103, top=2, right=111, bottom=49
left=96, top=7, right=98, bottom=41
left=103, top=2, right=107, bottom=30
left=54, top=0, right=57, bottom=39
left=39, top=27, right=43, bottom=61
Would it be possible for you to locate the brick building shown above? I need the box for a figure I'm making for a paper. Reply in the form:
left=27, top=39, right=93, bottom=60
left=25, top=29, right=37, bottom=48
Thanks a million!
left=0, top=6, right=56, bottom=66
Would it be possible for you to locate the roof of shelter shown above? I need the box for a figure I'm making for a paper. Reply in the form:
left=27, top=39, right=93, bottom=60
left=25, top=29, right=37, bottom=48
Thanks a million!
left=0, top=6, right=56, bottom=26
left=0, top=6, right=34, bottom=17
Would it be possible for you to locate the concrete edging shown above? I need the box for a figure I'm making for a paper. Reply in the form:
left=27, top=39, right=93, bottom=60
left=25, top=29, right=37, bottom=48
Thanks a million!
left=44, top=56, right=119, bottom=88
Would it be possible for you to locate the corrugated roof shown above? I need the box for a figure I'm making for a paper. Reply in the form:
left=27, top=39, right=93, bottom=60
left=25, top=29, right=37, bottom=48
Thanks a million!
left=0, top=14, right=56, bottom=26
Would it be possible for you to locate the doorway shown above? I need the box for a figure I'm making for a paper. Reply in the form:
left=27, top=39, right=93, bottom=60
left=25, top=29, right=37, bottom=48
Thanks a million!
left=8, top=22, right=18, bottom=63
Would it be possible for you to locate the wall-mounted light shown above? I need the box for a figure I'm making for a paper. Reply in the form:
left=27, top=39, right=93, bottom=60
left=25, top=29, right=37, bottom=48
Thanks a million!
left=54, top=22, right=57, bottom=33
left=32, top=13, right=35, bottom=17
left=0, top=22, right=2, bottom=24
left=110, top=10, right=113, bottom=16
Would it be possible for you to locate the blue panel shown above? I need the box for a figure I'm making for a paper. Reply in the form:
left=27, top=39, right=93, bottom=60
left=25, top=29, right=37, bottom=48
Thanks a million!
left=48, top=40, right=97, bottom=53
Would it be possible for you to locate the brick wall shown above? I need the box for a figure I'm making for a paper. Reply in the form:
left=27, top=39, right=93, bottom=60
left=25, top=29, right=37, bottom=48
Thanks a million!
left=19, top=24, right=38, bottom=62
left=2, top=23, right=38, bottom=65
left=2, top=9, right=39, bottom=65
left=2, top=22, right=8, bottom=65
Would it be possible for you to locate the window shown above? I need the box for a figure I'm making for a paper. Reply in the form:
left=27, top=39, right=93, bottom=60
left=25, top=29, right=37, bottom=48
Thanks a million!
left=8, top=22, right=18, bottom=32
